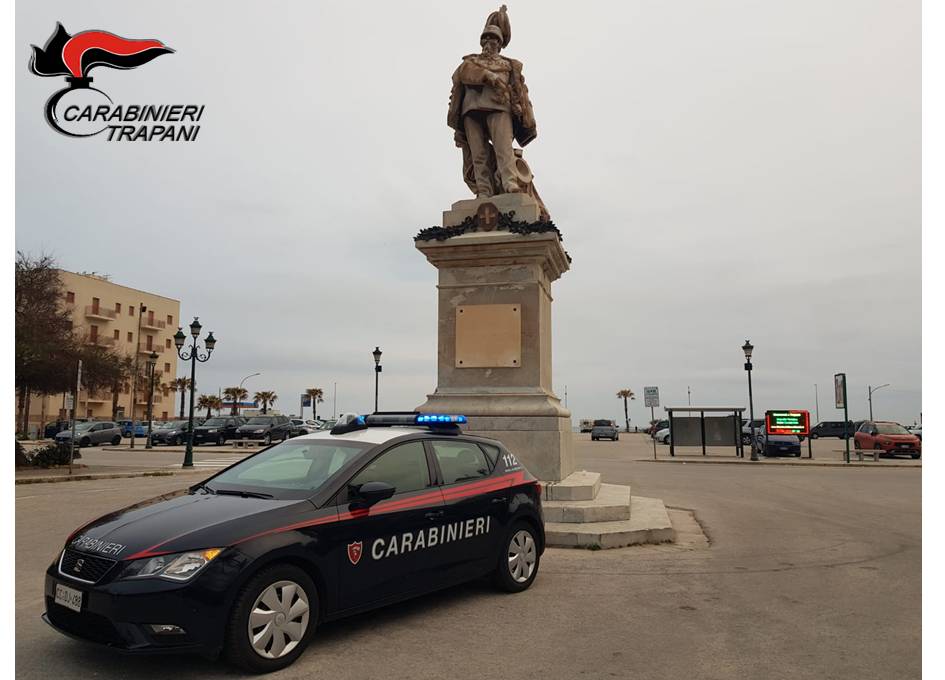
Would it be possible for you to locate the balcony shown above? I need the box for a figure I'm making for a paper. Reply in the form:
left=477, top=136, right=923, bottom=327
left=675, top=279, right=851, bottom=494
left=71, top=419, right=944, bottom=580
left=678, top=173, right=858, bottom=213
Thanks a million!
left=138, top=344, right=165, bottom=355
left=85, top=335, right=116, bottom=347
left=141, top=317, right=167, bottom=331
left=136, top=393, right=164, bottom=404
left=84, top=305, right=116, bottom=321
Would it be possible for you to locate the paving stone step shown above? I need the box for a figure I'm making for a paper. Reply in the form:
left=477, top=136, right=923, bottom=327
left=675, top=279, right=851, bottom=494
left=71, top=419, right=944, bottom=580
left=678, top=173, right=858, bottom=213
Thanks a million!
left=544, top=496, right=675, bottom=549
left=541, top=470, right=601, bottom=501
left=542, top=483, right=631, bottom=523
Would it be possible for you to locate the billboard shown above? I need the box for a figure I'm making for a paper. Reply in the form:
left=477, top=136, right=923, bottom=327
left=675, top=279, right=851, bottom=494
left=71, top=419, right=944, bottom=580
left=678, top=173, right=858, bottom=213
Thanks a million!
left=834, top=373, right=847, bottom=408
left=765, top=410, right=810, bottom=436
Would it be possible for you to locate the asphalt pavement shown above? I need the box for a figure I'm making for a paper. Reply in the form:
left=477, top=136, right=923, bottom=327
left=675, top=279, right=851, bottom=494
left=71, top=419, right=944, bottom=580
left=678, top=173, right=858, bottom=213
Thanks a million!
left=15, top=433, right=920, bottom=679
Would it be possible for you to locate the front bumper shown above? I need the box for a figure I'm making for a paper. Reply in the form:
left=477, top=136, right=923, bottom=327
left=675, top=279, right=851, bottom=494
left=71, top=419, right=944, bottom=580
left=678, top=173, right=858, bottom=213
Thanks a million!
left=43, top=555, right=238, bottom=657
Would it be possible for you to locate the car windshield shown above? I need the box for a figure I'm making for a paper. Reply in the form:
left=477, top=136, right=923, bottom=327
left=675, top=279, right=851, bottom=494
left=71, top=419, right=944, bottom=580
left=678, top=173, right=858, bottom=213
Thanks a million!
left=875, top=422, right=910, bottom=435
left=74, top=422, right=95, bottom=431
left=208, top=439, right=369, bottom=498
left=201, top=418, right=228, bottom=427
left=245, top=417, right=275, bottom=425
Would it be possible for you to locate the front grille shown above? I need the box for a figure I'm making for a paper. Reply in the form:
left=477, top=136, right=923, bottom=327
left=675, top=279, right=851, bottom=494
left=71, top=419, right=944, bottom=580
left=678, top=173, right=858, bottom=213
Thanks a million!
left=59, top=549, right=117, bottom=584
left=46, top=598, right=125, bottom=646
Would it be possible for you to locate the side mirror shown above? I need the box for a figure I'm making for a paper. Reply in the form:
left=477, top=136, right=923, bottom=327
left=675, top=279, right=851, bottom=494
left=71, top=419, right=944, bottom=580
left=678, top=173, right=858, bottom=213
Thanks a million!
left=350, top=481, right=396, bottom=509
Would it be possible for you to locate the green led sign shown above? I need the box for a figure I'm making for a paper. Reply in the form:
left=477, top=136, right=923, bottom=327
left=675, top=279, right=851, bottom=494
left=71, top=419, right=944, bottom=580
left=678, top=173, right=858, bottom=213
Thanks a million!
left=765, top=410, right=810, bottom=436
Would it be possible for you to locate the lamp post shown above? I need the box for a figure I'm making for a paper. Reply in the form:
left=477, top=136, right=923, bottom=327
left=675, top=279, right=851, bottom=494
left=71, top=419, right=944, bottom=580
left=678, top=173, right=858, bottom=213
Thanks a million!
left=742, top=340, right=758, bottom=461
left=174, top=318, right=216, bottom=468
left=129, top=303, right=146, bottom=449
left=868, top=383, right=890, bottom=421
left=237, top=372, right=260, bottom=415
left=373, top=346, right=382, bottom=413
left=145, top=351, right=157, bottom=449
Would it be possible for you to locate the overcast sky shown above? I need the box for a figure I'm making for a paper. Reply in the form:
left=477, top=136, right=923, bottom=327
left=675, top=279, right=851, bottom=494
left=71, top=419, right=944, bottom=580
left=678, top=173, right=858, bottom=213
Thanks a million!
left=15, top=1, right=921, bottom=427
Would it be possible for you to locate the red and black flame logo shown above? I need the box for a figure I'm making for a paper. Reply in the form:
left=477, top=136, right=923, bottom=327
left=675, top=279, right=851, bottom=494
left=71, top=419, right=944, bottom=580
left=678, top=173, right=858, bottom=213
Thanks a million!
left=29, top=23, right=173, bottom=136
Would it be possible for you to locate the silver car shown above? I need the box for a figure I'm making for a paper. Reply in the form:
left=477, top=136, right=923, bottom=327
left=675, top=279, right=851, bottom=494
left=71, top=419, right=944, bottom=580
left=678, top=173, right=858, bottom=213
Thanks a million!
left=54, top=421, right=123, bottom=447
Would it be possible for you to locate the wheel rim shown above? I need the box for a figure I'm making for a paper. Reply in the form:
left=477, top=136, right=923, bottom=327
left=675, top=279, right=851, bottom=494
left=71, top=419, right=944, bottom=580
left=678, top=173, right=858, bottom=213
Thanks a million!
left=248, top=579, right=310, bottom=659
left=265, top=434, right=272, bottom=445
left=507, top=529, right=537, bottom=583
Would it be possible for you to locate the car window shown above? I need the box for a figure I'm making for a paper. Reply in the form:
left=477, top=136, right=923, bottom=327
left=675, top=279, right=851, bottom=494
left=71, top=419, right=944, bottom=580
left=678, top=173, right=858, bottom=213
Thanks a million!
left=431, top=440, right=491, bottom=485
left=479, top=443, right=500, bottom=468
left=349, top=441, right=431, bottom=495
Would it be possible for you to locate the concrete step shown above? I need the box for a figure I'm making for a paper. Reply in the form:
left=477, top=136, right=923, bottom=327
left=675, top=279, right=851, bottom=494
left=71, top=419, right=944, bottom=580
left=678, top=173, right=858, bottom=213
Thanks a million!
left=541, top=470, right=601, bottom=501
left=543, top=483, right=631, bottom=523
left=544, top=496, right=675, bottom=549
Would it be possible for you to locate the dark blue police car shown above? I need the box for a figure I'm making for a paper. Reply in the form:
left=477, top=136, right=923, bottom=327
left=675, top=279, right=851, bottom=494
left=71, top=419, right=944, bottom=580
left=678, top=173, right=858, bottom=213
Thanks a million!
left=44, top=413, right=544, bottom=673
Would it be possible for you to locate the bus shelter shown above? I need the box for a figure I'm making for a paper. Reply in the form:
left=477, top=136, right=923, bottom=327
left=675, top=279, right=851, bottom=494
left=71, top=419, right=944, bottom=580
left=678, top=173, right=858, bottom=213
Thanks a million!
left=666, top=407, right=746, bottom=457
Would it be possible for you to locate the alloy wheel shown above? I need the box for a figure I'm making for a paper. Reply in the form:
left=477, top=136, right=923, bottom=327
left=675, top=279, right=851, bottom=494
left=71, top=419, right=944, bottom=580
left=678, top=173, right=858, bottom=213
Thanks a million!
left=507, top=529, right=537, bottom=583
left=247, top=580, right=310, bottom=659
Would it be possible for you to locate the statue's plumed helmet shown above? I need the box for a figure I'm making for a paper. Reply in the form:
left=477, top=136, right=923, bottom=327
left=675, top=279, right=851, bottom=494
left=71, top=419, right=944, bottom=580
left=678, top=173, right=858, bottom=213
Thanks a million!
left=481, top=5, right=511, bottom=48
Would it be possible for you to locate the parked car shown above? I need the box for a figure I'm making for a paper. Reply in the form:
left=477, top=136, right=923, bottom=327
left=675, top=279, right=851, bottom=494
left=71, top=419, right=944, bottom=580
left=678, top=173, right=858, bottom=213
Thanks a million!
left=289, top=419, right=322, bottom=438
left=752, top=431, right=801, bottom=457
left=149, top=420, right=193, bottom=446
left=740, top=419, right=765, bottom=445
left=809, top=421, right=854, bottom=439
left=648, top=419, right=669, bottom=437
left=236, top=415, right=293, bottom=444
left=193, top=417, right=246, bottom=446
left=54, top=421, right=122, bottom=448
left=907, top=425, right=922, bottom=440
left=591, top=419, right=619, bottom=441
left=119, top=421, right=151, bottom=438
left=655, top=427, right=671, bottom=444
left=317, top=418, right=337, bottom=430
left=43, top=420, right=71, bottom=438
left=579, top=419, right=594, bottom=433
left=854, top=421, right=921, bottom=459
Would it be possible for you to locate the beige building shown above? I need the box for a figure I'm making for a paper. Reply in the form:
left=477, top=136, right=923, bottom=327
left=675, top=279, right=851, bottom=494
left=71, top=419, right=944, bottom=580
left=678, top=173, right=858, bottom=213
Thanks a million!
left=21, top=270, right=182, bottom=432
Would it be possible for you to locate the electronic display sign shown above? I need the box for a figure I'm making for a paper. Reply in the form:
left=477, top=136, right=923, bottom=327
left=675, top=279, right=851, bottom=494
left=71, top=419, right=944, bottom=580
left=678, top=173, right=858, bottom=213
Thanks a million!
left=765, top=409, right=810, bottom=436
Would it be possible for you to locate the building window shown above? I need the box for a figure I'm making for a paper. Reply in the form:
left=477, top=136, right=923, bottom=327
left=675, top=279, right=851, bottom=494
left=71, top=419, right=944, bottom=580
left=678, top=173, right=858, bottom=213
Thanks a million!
left=89, top=325, right=98, bottom=342
left=86, top=408, right=93, bottom=418
left=65, top=291, right=75, bottom=303
left=161, top=411, right=168, bottom=420
left=113, top=329, right=120, bottom=340
left=165, top=338, right=171, bottom=349
left=91, top=297, right=100, bottom=312
left=129, top=305, right=134, bottom=316
left=164, top=362, right=170, bottom=373
left=115, top=302, right=122, bottom=313
left=127, top=331, right=133, bottom=342
left=167, top=314, right=173, bottom=325
left=146, top=335, right=154, bottom=350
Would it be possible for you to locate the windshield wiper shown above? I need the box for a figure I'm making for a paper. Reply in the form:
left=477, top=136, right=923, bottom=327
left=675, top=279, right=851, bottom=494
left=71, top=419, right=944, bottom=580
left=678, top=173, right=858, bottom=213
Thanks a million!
left=214, top=489, right=274, bottom=499
left=192, top=482, right=215, bottom=494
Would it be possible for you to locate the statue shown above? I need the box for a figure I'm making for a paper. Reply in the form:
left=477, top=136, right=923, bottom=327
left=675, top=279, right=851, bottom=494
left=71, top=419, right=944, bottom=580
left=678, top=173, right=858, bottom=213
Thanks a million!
left=448, top=5, right=549, bottom=219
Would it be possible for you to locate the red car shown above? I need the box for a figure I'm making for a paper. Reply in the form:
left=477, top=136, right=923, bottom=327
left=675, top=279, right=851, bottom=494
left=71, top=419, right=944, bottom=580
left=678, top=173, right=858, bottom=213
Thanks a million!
left=854, top=421, right=921, bottom=459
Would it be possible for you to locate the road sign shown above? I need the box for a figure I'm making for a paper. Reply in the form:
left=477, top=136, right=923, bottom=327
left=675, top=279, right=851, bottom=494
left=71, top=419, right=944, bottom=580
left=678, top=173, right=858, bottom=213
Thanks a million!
left=64, top=394, right=74, bottom=409
left=644, top=386, right=660, bottom=408
left=834, top=373, right=847, bottom=408
left=765, top=410, right=810, bottom=436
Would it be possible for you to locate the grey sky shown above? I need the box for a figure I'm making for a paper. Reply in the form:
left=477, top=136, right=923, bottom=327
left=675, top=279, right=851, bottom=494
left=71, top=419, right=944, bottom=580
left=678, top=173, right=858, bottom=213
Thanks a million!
left=16, top=1, right=921, bottom=426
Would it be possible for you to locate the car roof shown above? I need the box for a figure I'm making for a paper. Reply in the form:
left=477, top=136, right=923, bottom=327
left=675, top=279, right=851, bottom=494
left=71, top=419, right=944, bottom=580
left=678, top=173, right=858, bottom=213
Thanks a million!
left=295, top=427, right=430, bottom=445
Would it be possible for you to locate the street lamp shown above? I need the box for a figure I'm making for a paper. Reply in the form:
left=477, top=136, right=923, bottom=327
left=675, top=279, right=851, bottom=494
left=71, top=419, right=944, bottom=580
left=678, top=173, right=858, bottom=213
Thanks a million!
left=145, top=351, right=158, bottom=449
left=174, top=318, right=216, bottom=468
left=742, top=339, right=758, bottom=461
left=373, top=346, right=382, bottom=413
left=868, top=383, right=890, bottom=421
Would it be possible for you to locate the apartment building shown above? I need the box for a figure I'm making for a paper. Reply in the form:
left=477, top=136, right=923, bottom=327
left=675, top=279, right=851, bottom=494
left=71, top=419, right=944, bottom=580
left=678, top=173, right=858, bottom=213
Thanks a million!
left=21, top=270, right=182, bottom=431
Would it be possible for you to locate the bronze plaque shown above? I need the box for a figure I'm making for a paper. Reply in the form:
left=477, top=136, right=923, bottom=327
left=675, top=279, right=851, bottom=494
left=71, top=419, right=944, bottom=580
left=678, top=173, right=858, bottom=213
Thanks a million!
left=455, top=304, right=521, bottom=368
left=476, top=202, right=499, bottom=231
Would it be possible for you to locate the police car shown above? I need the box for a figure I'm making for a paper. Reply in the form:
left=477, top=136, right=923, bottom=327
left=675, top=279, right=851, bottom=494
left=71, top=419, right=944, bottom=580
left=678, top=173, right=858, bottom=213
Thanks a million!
left=43, top=413, right=544, bottom=673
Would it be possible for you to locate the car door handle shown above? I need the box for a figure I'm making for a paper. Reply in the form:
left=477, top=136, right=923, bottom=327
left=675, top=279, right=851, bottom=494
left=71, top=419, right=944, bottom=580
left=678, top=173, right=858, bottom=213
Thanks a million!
left=424, top=510, right=445, bottom=520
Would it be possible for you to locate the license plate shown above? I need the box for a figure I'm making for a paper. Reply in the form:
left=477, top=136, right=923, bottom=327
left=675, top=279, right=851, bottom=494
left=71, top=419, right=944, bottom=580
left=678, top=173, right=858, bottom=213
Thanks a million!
left=54, top=583, right=83, bottom=612
left=899, top=444, right=910, bottom=448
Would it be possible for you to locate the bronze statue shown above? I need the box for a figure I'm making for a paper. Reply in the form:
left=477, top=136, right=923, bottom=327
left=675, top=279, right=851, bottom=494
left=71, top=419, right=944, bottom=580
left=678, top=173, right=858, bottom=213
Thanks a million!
left=448, top=5, right=549, bottom=218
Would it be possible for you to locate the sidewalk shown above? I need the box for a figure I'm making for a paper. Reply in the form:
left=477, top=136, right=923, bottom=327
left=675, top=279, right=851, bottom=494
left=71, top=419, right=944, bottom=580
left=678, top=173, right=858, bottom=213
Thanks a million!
left=640, top=453, right=921, bottom=468
left=14, top=464, right=205, bottom=484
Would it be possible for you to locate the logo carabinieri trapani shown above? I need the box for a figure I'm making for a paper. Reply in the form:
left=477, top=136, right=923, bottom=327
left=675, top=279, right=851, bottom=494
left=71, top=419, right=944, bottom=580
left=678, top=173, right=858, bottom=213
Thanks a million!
left=29, top=23, right=204, bottom=141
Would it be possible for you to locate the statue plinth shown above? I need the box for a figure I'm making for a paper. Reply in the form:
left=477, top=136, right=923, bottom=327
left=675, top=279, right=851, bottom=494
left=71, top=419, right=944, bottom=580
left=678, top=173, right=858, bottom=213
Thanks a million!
left=415, top=207, right=573, bottom=481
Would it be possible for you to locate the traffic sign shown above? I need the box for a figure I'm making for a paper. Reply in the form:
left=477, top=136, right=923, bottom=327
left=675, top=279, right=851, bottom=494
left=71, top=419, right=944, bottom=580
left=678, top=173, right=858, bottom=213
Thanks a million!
left=644, top=386, right=659, bottom=408
left=834, top=373, right=847, bottom=409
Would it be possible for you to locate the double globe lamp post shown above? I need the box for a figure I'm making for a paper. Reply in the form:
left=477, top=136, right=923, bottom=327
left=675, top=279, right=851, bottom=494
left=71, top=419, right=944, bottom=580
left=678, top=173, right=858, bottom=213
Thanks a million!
left=373, top=346, right=382, bottom=413
left=174, top=318, right=216, bottom=469
left=742, top=339, right=759, bottom=462
left=144, top=350, right=158, bottom=450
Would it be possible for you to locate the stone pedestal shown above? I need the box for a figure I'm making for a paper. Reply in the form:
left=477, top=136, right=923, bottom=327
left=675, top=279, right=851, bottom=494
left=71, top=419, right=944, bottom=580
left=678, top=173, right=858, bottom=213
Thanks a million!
left=415, top=206, right=573, bottom=481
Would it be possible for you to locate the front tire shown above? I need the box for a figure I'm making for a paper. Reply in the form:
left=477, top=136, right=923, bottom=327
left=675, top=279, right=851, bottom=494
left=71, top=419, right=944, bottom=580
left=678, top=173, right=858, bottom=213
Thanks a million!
left=224, top=564, right=318, bottom=673
left=494, top=521, right=540, bottom=593
left=111, top=435, right=121, bottom=445
left=264, top=433, right=273, bottom=446
left=217, top=434, right=225, bottom=446
left=79, top=437, right=90, bottom=448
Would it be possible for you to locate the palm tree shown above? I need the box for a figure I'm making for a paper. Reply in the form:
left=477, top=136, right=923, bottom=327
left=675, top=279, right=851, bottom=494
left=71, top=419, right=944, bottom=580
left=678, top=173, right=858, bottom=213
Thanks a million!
left=197, top=394, right=216, bottom=420
left=254, top=390, right=278, bottom=414
left=170, top=377, right=192, bottom=419
left=223, top=386, right=248, bottom=415
left=209, top=395, right=224, bottom=416
left=616, top=389, right=635, bottom=433
left=110, top=355, right=136, bottom=420
left=305, top=387, right=324, bottom=420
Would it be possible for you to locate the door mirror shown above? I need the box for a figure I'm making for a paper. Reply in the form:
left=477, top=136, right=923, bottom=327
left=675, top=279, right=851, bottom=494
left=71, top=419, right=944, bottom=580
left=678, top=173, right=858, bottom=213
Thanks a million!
left=350, top=481, right=396, bottom=508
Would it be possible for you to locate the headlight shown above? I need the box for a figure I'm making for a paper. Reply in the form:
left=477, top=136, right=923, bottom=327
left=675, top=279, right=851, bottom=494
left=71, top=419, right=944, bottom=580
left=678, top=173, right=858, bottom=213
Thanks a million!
left=121, top=548, right=223, bottom=581
left=254, top=429, right=264, bottom=434
left=207, top=429, right=217, bottom=433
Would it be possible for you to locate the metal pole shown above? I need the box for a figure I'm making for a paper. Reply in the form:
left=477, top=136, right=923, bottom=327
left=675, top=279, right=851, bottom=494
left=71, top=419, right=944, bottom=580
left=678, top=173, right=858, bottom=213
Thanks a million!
left=145, top=362, right=155, bottom=449
left=374, top=367, right=379, bottom=413
left=333, top=382, right=337, bottom=418
left=68, top=359, right=82, bottom=475
left=669, top=411, right=675, bottom=457
left=700, top=410, right=706, bottom=456
left=183, top=343, right=197, bottom=468
left=129, top=304, right=145, bottom=449
left=843, top=381, right=851, bottom=464
left=651, top=405, right=656, bottom=460
left=747, top=364, right=758, bottom=461
left=814, top=383, right=820, bottom=423
left=868, top=385, right=873, bottom=421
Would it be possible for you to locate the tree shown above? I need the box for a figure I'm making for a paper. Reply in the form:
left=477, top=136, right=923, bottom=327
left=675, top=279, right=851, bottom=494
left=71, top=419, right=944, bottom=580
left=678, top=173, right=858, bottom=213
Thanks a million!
left=15, top=252, right=80, bottom=433
left=254, top=390, right=278, bottom=414
left=305, top=387, right=325, bottom=420
left=170, top=377, right=192, bottom=419
left=209, top=395, right=223, bottom=416
left=197, top=394, right=217, bottom=420
left=223, top=387, right=248, bottom=416
left=616, top=389, right=635, bottom=433
left=109, top=355, right=136, bottom=420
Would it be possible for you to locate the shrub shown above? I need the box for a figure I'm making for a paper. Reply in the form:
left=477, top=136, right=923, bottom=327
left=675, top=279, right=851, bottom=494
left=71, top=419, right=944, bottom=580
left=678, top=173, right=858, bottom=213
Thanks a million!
left=20, top=442, right=82, bottom=468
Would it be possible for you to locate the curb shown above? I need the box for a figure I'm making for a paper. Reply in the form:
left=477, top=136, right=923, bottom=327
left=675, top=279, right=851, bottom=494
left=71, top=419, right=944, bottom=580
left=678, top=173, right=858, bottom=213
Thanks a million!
left=640, top=459, right=920, bottom=469
left=15, top=469, right=205, bottom=485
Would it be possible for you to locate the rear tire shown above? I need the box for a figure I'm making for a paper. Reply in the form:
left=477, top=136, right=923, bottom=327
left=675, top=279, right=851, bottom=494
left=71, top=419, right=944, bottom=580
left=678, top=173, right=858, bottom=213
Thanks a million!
left=224, top=564, right=318, bottom=673
left=493, top=521, right=540, bottom=593
left=111, top=435, right=121, bottom=445
left=79, top=437, right=90, bottom=448
left=810, top=433, right=819, bottom=439
left=217, top=435, right=225, bottom=446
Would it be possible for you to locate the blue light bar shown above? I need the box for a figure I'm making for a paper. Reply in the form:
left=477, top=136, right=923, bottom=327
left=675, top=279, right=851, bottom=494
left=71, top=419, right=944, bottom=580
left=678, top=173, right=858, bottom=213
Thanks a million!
left=415, top=414, right=467, bottom=425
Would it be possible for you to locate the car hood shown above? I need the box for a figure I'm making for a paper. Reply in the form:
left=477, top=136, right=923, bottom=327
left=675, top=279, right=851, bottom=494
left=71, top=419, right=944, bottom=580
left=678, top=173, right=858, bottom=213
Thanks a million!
left=65, top=489, right=313, bottom=561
